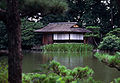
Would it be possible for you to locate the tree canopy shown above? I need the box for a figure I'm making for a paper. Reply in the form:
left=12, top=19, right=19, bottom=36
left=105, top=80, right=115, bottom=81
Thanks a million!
left=0, top=0, right=68, bottom=17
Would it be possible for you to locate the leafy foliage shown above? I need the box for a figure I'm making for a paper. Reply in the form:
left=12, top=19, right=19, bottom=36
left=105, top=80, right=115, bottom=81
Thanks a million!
left=0, top=19, right=43, bottom=49
left=49, top=60, right=94, bottom=82
left=0, top=21, right=8, bottom=50
left=113, top=77, right=120, bottom=83
left=0, top=57, right=8, bottom=83
left=0, top=0, right=68, bottom=17
left=40, top=0, right=120, bottom=36
left=85, top=26, right=100, bottom=37
left=106, top=28, right=120, bottom=37
left=0, top=59, right=101, bottom=83
left=98, top=35, right=120, bottom=51
left=20, top=0, right=68, bottom=16
left=21, top=19, right=43, bottom=49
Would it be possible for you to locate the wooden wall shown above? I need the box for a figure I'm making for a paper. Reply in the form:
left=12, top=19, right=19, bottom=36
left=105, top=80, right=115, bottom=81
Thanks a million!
left=42, top=34, right=53, bottom=45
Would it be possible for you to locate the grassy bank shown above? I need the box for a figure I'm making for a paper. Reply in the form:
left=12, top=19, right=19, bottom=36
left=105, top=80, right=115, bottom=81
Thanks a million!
left=94, top=52, right=120, bottom=70
left=42, top=43, right=93, bottom=53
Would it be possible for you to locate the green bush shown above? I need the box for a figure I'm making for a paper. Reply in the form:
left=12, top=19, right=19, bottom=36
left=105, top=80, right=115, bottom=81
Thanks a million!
left=0, top=19, right=44, bottom=50
left=22, top=61, right=95, bottom=83
left=42, top=43, right=93, bottom=53
left=21, top=19, right=43, bottom=48
left=112, top=77, right=120, bottom=83
left=98, top=35, right=120, bottom=51
left=0, top=59, right=96, bottom=83
left=0, top=57, right=8, bottom=83
left=22, top=73, right=46, bottom=83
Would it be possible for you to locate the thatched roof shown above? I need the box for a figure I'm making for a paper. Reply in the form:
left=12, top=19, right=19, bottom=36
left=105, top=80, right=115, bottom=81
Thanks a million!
left=34, top=22, right=91, bottom=33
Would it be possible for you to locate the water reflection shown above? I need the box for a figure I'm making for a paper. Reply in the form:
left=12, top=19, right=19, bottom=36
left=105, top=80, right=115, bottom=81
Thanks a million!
left=22, top=52, right=120, bottom=83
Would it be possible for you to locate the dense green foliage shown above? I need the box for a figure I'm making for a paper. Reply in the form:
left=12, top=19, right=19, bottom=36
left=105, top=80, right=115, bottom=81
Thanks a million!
left=21, top=19, right=43, bottom=49
left=42, top=43, right=93, bottom=53
left=0, top=0, right=68, bottom=16
left=0, top=57, right=8, bottom=83
left=22, top=73, right=101, bottom=83
left=94, top=52, right=120, bottom=68
left=25, top=61, right=101, bottom=83
left=106, top=28, right=120, bottom=37
left=85, top=26, right=100, bottom=38
left=40, top=0, right=120, bottom=35
left=112, top=77, right=120, bottom=83
left=98, top=35, right=120, bottom=51
left=0, top=19, right=43, bottom=49
left=1, top=0, right=120, bottom=49
left=0, top=21, right=7, bottom=49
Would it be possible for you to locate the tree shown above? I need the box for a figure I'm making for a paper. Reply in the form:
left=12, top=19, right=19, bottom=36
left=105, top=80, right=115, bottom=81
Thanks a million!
left=106, top=28, right=120, bottom=37
left=6, top=0, right=22, bottom=83
left=98, top=35, right=120, bottom=51
left=0, top=0, right=68, bottom=83
left=21, top=19, right=44, bottom=48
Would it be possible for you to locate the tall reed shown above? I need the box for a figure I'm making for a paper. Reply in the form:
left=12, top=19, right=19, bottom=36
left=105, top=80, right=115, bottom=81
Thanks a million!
left=42, top=43, right=93, bottom=53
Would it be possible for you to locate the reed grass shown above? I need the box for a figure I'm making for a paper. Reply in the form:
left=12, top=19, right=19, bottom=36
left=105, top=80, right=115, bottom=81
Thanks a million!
left=42, top=43, right=93, bottom=53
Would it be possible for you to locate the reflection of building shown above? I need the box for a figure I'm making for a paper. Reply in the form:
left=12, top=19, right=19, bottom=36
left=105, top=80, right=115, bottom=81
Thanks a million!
left=34, top=22, right=91, bottom=45
left=53, top=54, right=83, bottom=69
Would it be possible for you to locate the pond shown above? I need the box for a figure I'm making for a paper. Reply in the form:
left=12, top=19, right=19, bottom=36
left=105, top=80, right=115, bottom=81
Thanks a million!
left=22, top=51, right=120, bottom=83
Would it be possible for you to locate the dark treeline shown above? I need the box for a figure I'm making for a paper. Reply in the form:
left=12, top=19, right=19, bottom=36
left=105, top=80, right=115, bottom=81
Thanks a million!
left=0, top=0, right=120, bottom=50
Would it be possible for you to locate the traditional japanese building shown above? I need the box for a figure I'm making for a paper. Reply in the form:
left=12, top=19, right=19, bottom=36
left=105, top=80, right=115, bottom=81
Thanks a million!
left=34, top=22, right=91, bottom=45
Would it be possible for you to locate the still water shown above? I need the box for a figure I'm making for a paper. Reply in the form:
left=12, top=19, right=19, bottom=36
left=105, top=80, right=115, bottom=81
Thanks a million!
left=22, top=52, right=120, bottom=83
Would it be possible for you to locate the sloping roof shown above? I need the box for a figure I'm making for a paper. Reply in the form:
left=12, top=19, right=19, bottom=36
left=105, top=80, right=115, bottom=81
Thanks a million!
left=34, top=22, right=91, bottom=33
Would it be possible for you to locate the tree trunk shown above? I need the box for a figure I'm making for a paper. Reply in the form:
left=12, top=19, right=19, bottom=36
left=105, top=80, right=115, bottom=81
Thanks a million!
left=6, top=0, right=22, bottom=83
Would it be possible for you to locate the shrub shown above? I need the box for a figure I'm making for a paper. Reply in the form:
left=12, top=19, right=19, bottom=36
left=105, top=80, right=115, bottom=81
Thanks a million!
left=50, top=61, right=94, bottom=81
left=112, top=77, right=120, bottom=83
left=0, top=57, right=8, bottom=83
left=98, top=35, right=120, bottom=51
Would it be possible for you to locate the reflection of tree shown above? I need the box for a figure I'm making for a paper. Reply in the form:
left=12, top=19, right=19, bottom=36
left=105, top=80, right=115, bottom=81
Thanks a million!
left=42, top=54, right=53, bottom=64
left=48, top=53, right=84, bottom=69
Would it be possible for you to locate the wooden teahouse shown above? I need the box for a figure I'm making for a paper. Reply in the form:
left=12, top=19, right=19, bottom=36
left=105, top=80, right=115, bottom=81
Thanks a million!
left=34, top=22, right=91, bottom=45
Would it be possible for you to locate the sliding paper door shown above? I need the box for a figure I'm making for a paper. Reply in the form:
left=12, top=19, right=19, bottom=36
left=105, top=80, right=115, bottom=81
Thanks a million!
left=53, top=34, right=69, bottom=40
